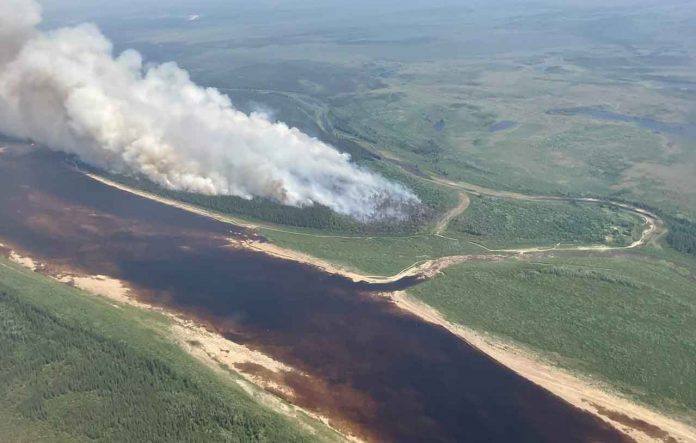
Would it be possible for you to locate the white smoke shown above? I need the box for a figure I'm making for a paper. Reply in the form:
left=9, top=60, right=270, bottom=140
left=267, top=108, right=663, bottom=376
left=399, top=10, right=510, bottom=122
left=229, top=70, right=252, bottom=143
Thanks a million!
left=0, top=0, right=419, bottom=220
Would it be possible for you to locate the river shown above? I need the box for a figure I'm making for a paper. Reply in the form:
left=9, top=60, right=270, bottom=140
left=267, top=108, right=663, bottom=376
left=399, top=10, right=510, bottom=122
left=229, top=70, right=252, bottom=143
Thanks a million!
left=0, top=146, right=630, bottom=442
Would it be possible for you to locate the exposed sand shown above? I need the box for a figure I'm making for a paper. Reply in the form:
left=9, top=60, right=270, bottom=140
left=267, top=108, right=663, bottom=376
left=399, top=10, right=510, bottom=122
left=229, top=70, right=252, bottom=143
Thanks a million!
left=79, top=170, right=692, bottom=441
left=177, top=328, right=363, bottom=443
left=69, top=273, right=362, bottom=442
left=85, top=171, right=662, bottom=280
left=427, top=175, right=666, bottom=250
left=387, top=290, right=696, bottom=443
left=86, top=172, right=469, bottom=284
left=469, top=205, right=659, bottom=254
left=4, top=239, right=692, bottom=441
left=228, top=237, right=501, bottom=284
left=2, top=248, right=357, bottom=443
left=55, top=274, right=138, bottom=306
left=50, top=270, right=300, bottom=393
left=85, top=173, right=260, bottom=229
left=434, top=192, right=470, bottom=235
left=173, top=323, right=297, bottom=397
left=9, top=250, right=38, bottom=271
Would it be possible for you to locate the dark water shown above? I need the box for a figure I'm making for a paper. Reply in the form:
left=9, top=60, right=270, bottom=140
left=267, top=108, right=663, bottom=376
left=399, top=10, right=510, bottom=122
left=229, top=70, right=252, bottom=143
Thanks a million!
left=550, top=107, right=696, bottom=141
left=490, top=120, right=516, bottom=132
left=0, top=147, right=630, bottom=443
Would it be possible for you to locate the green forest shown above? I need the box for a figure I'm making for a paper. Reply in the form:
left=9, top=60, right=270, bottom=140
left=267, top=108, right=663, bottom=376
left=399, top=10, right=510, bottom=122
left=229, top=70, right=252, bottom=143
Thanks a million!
left=0, top=270, right=318, bottom=443
left=448, top=196, right=641, bottom=247
left=665, top=216, right=696, bottom=258
left=407, top=256, right=696, bottom=415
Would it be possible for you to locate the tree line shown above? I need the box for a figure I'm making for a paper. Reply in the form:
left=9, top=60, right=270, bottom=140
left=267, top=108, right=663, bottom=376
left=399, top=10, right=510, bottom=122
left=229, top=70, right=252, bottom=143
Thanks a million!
left=0, top=289, right=314, bottom=442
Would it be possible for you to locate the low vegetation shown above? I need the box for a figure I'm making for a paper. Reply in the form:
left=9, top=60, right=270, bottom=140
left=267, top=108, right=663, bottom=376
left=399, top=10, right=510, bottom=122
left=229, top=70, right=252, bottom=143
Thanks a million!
left=260, top=230, right=484, bottom=276
left=448, top=196, right=643, bottom=248
left=7, top=1, right=696, bottom=439
left=262, top=195, right=645, bottom=275
left=407, top=254, right=696, bottom=416
left=0, top=259, right=323, bottom=442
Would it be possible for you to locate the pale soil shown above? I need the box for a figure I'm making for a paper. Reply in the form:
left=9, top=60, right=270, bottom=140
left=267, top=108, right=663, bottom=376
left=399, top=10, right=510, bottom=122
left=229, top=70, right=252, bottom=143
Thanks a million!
left=427, top=174, right=537, bottom=200
left=428, top=175, right=665, bottom=246
left=172, top=323, right=297, bottom=398
left=87, top=172, right=399, bottom=240
left=387, top=290, right=696, bottom=443
left=55, top=274, right=142, bottom=307
left=434, top=192, right=470, bottom=235
left=232, top=379, right=361, bottom=443
left=85, top=171, right=662, bottom=279
left=180, top=334, right=362, bottom=443
left=227, top=237, right=499, bottom=283
left=2, top=249, right=356, bottom=443
left=9, top=251, right=37, bottom=271
left=79, top=170, right=692, bottom=441
left=85, top=173, right=261, bottom=229
left=5, top=251, right=294, bottom=379
left=88, top=172, right=500, bottom=284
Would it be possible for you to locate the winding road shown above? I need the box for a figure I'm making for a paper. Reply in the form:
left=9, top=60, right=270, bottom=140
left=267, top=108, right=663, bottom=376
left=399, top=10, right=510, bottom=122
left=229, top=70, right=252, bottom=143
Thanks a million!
left=423, top=171, right=665, bottom=253
left=74, top=154, right=692, bottom=443
left=434, top=192, right=470, bottom=236
left=82, top=163, right=665, bottom=289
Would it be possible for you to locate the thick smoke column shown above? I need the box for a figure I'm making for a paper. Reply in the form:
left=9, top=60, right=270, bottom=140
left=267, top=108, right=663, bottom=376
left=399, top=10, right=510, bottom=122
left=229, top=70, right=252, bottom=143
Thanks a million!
left=0, top=0, right=419, bottom=220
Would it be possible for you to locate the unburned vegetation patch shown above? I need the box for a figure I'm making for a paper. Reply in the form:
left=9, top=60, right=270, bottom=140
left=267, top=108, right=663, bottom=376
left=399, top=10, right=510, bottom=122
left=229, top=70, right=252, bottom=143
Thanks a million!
left=0, top=286, right=315, bottom=443
left=448, top=196, right=642, bottom=247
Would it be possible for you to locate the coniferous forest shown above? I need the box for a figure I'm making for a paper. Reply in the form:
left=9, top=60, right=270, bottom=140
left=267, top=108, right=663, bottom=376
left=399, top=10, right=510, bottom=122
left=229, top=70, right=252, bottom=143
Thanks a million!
left=0, top=287, right=315, bottom=443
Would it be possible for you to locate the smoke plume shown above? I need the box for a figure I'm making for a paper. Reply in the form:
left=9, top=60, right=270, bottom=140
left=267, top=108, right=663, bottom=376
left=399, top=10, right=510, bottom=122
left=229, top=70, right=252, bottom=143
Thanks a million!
left=0, top=0, right=419, bottom=220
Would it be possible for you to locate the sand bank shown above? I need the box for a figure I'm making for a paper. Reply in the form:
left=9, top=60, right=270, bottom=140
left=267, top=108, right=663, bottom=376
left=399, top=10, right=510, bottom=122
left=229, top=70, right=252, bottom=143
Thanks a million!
left=78, top=171, right=692, bottom=441
left=3, top=249, right=358, bottom=443
left=387, top=290, right=695, bottom=443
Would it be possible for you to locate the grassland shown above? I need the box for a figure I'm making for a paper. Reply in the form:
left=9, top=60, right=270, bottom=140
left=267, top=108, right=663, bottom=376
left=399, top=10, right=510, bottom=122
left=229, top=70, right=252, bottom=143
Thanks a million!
left=0, top=258, right=335, bottom=443
left=97, top=165, right=646, bottom=277
left=57, top=0, right=696, bottom=220
left=406, top=252, right=696, bottom=418
left=107, top=175, right=644, bottom=277
left=329, top=73, right=696, bottom=220
left=259, top=230, right=474, bottom=276
left=260, top=196, right=644, bottom=276
left=37, top=0, right=696, bottom=432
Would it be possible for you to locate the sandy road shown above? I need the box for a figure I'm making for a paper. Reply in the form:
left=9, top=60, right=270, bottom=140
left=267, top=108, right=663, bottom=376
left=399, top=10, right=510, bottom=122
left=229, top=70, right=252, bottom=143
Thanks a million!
left=85, top=169, right=663, bottom=283
left=434, top=192, right=470, bottom=235
left=378, top=150, right=666, bottom=255
left=469, top=208, right=656, bottom=254
left=424, top=175, right=665, bottom=253
left=75, top=168, right=692, bottom=442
